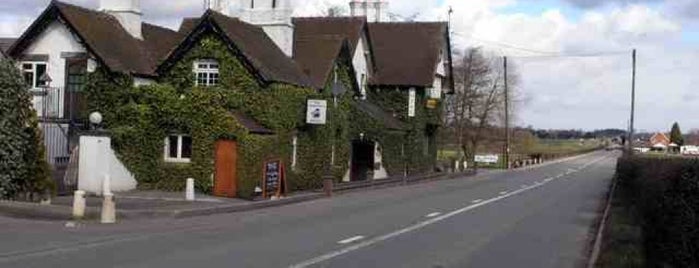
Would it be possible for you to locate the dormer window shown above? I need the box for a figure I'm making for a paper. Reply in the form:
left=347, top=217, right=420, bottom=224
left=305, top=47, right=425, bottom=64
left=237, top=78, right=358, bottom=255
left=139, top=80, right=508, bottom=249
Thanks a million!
left=193, top=60, right=219, bottom=87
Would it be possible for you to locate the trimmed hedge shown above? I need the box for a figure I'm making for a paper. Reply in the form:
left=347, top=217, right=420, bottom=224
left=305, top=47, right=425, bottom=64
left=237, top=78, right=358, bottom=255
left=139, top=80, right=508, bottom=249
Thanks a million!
left=615, top=156, right=699, bottom=267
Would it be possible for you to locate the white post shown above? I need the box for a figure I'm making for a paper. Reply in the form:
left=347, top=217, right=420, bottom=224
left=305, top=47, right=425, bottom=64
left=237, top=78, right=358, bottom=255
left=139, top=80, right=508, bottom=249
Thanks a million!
left=72, top=190, right=86, bottom=219
left=186, top=178, right=195, bottom=201
left=102, top=174, right=112, bottom=196
left=101, top=193, right=116, bottom=224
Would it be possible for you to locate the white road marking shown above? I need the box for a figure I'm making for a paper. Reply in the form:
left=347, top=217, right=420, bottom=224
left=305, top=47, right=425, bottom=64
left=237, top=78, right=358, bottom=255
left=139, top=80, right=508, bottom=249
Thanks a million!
left=499, top=191, right=508, bottom=195
left=471, top=199, right=483, bottom=204
left=289, top=154, right=612, bottom=268
left=544, top=178, right=553, bottom=182
left=425, top=212, right=441, bottom=218
left=337, top=236, right=365, bottom=245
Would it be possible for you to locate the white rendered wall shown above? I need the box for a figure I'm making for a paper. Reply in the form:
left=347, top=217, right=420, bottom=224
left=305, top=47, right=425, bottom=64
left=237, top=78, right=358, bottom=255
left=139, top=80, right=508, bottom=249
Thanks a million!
left=373, top=143, right=388, bottom=180
left=79, top=136, right=137, bottom=194
left=353, top=34, right=370, bottom=97
left=23, top=21, right=86, bottom=118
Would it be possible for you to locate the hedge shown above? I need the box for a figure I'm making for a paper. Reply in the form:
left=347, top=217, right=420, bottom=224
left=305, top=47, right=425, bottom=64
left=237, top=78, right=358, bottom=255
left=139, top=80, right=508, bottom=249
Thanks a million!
left=615, top=156, right=699, bottom=267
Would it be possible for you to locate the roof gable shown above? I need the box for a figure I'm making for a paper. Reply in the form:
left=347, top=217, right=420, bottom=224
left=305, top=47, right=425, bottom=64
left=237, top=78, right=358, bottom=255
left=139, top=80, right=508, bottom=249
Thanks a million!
left=161, top=11, right=310, bottom=87
left=8, top=1, right=181, bottom=77
left=294, top=35, right=356, bottom=89
left=368, top=22, right=448, bottom=87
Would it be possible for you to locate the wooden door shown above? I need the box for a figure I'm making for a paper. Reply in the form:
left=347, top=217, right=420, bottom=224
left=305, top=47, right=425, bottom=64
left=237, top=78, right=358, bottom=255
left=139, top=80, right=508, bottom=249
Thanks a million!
left=214, top=140, right=238, bottom=198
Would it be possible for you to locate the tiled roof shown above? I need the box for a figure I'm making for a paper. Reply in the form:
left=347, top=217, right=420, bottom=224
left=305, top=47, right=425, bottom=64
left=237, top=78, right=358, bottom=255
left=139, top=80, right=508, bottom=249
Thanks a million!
left=352, top=100, right=407, bottom=131
left=293, top=16, right=367, bottom=54
left=231, top=110, right=274, bottom=135
left=293, top=35, right=347, bottom=89
left=368, top=22, right=447, bottom=87
left=0, top=38, right=16, bottom=56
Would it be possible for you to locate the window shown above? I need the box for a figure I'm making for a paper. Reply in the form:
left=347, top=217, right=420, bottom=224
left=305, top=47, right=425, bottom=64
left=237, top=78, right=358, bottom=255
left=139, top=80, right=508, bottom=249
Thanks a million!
left=22, top=62, right=48, bottom=89
left=193, top=60, right=219, bottom=87
left=272, top=0, right=277, bottom=8
left=164, top=135, right=192, bottom=163
left=250, top=0, right=255, bottom=8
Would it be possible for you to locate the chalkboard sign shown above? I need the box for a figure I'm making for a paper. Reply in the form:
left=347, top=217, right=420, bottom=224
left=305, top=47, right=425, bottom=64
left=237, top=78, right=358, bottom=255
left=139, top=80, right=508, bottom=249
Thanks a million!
left=262, top=160, right=285, bottom=198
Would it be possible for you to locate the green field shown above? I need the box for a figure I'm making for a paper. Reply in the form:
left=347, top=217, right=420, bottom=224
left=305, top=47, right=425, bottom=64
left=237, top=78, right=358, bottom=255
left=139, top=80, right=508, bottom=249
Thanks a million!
left=439, top=138, right=604, bottom=169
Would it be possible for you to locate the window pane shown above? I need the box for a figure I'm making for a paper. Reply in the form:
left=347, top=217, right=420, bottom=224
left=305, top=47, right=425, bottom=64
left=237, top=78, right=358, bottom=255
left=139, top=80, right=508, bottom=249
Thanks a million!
left=22, top=64, right=33, bottom=70
left=198, top=63, right=207, bottom=69
left=210, top=73, right=219, bottom=86
left=24, top=72, right=34, bottom=88
left=181, top=136, right=192, bottom=159
left=168, top=136, right=178, bottom=158
left=196, top=73, right=207, bottom=86
left=36, top=64, right=47, bottom=87
left=210, top=63, right=219, bottom=69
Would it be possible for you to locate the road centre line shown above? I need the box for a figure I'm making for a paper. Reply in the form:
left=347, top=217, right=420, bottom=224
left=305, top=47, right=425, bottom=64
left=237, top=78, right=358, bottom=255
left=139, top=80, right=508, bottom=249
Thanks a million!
left=471, top=199, right=483, bottom=204
left=338, top=236, right=365, bottom=244
left=289, top=154, right=611, bottom=268
left=499, top=191, right=508, bottom=195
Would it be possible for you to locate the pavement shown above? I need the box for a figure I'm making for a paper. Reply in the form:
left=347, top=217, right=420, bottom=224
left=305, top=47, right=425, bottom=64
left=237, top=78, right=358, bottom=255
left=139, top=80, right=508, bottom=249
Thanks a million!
left=0, top=151, right=618, bottom=268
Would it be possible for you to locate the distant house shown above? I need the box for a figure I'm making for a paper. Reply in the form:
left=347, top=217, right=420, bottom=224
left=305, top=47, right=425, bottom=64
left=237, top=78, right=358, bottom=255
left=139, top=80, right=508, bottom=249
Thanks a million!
left=650, top=133, right=671, bottom=150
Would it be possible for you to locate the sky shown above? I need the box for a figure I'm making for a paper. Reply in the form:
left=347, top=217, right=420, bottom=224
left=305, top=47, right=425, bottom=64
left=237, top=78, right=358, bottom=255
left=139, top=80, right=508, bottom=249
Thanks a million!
left=2, top=0, right=699, bottom=132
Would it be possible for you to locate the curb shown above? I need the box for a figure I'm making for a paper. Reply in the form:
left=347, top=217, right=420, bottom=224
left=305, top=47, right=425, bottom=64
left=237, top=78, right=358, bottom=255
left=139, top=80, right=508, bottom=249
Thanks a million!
left=587, top=176, right=618, bottom=268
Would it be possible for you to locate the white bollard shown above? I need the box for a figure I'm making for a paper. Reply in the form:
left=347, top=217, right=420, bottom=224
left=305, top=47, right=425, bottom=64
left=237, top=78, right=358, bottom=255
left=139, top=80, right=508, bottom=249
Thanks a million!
left=102, top=174, right=112, bottom=196
left=463, top=161, right=468, bottom=170
left=454, top=161, right=460, bottom=172
left=101, top=193, right=116, bottom=224
left=72, top=190, right=86, bottom=219
left=186, top=178, right=195, bottom=201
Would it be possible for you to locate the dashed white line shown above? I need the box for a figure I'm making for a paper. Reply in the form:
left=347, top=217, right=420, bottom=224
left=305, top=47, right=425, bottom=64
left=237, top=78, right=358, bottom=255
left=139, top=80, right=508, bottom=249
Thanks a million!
left=337, top=236, right=365, bottom=245
left=499, top=191, right=508, bottom=195
left=471, top=199, right=483, bottom=204
left=425, top=212, right=441, bottom=218
left=544, top=178, right=553, bottom=182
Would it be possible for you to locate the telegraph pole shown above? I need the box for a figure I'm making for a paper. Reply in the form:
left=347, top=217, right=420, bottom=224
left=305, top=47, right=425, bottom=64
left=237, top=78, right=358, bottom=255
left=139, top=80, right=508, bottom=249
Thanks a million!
left=504, top=56, right=510, bottom=169
left=627, top=49, right=636, bottom=154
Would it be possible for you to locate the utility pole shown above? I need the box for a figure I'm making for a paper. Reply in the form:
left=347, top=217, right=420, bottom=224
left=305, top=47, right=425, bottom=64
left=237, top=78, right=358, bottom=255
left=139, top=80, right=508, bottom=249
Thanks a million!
left=504, top=56, right=510, bottom=169
left=627, top=49, right=636, bottom=154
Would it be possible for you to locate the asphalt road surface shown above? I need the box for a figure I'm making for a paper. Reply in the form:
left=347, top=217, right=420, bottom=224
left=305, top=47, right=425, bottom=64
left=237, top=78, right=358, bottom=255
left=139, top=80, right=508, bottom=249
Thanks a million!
left=0, top=151, right=618, bottom=268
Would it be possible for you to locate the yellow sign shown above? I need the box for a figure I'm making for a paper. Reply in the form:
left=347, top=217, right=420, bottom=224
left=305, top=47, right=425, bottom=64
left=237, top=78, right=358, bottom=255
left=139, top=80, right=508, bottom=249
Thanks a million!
left=426, top=99, right=439, bottom=109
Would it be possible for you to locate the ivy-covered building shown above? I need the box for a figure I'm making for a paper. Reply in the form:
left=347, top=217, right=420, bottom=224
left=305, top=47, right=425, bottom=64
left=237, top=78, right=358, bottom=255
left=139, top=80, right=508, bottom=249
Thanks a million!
left=5, top=0, right=453, bottom=199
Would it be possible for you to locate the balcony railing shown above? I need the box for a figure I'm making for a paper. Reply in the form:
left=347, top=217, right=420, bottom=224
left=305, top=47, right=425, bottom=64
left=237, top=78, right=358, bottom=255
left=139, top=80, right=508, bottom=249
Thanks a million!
left=31, top=87, right=87, bottom=123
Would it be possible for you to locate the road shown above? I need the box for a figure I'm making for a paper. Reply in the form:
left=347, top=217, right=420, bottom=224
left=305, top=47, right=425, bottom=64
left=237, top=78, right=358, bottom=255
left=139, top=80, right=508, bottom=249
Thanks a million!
left=0, top=151, right=617, bottom=268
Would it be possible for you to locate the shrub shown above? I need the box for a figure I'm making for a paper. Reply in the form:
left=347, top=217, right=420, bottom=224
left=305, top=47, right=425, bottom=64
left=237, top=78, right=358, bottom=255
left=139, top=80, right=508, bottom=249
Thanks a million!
left=615, top=156, right=699, bottom=267
left=0, top=58, right=53, bottom=200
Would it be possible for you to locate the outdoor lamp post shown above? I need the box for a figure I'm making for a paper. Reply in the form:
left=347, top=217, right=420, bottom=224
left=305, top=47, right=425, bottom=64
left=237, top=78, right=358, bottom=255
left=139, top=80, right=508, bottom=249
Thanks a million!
left=89, top=111, right=103, bottom=131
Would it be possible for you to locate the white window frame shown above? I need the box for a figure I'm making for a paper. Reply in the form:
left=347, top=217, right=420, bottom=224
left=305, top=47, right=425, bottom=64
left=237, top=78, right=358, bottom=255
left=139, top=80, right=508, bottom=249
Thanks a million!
left=164, top=135, right=192, bottom=163
left=193, top=59, right=220, bottom=87
left=21, top=61, right=48, bottom=90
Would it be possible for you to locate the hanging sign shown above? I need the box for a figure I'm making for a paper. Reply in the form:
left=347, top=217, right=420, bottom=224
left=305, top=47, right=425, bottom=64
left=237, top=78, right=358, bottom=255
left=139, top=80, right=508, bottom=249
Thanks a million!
left=408, top=88, right=416, bottom=117
left=262, top=159, right=286, bottom=198
left=306, top=99, right=328, bottom=125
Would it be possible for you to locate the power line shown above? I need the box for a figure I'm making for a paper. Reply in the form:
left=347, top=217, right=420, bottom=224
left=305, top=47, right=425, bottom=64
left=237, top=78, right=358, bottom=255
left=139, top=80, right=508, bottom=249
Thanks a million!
left=451, top=31, right=630, bottom=59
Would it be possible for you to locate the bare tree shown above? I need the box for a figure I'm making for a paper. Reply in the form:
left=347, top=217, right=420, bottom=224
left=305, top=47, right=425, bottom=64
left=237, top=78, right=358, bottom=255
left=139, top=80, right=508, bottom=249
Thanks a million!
left=443, top=48, right=519, bottom=163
